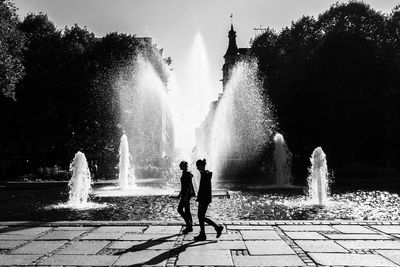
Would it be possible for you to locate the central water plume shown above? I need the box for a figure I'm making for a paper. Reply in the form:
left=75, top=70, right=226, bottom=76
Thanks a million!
left=119, top=134, right=135, bottom=189
left=207, top=59, right=275, bottom=180
left=186, top=32, right=219, bottom=124
left=308, top=147, right=330, bottom=206
left=117, top=55, right=177, bottom=167
left=176, top=32, right=219, bottom=159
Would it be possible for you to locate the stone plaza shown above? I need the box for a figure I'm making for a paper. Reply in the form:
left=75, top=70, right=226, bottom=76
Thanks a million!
left=2, top=221, right=400, bottom=266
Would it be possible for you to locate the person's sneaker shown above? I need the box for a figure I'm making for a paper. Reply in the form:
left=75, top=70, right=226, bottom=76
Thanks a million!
left=216, top=225, right=223, bottom=238
left=182, top=226, right=193, bottom=234
left=194, top=232, right=206, bottom=241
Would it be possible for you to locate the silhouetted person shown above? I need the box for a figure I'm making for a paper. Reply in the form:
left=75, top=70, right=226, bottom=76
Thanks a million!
left=194, top=159, right=223, bottom=241
left=177, top=161, right=195, bottom=234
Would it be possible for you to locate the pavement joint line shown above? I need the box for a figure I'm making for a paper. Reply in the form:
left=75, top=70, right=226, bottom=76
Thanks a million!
left=164, top=225, right=183, bottom=266
left=273, top=225, right=317, bottom=266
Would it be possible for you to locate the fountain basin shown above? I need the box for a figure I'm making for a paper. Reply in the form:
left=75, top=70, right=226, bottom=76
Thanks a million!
left=1, top=184, right=400, bottom=221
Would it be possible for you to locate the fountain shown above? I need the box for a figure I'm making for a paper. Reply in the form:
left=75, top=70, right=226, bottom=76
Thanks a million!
left=18, top=30, right=399, bottom=221
left=67, top=151, right=92, bottom=207
left=308, top=147, right=330, bottom=206
left=119, top=134, right=135, bottom=189
left=206, top=59, right=275, bottom=180
left=115, top=34, right=218, bottom=190
left=273, top=133, right=293, bottom=186
left=117, top=55, right=175, bottom=168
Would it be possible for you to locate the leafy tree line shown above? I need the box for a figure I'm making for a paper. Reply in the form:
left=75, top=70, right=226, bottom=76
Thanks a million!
left=251, top=1, right=400, bottom=180
left=0, top=1, right=169, bottom=179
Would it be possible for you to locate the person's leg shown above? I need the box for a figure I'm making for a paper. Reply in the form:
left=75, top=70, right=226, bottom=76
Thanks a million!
left=197, top=203, right=216, bottom=228
left=182, top=200, right=192, bottom=234
left=178, top=199, right=188, bottom=224
left=202, top=204, right=223, bottom=238
left=194, top=203, right=207, bottom=240
left=203, top=217, right=217, bottom=228
left=197, top=203, right=206, bottom=234
left=185, top=200, right=193, bottom=225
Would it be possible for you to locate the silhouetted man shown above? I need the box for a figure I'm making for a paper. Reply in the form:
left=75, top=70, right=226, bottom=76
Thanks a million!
left=194, top=159, right=223, bottom=241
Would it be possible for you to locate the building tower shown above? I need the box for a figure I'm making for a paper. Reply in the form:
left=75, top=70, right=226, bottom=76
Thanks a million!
left=222, top=23, right=239, bottom=91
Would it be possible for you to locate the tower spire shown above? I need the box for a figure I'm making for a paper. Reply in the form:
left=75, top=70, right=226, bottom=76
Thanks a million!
left=224, top=14, right=238, bottom=59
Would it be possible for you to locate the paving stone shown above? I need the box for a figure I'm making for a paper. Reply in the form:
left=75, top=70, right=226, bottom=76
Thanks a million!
left=280, top=225, right=335, bottom=231
left=233, top=255, right=305, bottom=266
left=285, top=231, right=326, bottom=240
left=372, top=225, right=400, bottom=234
left=183, top=240, right=246, bottom=250
left=3, top=227, right=52, bottom=235
left=0, top=240, right=26, bottom=249
left=227, top=225, right=274, bottom=230
left=201, top=225, right=228, bottom=233
left=337, top=240, right=400, bottom=249
left=246, top=240, right=295, bottom=255
left=377, top=250, right=400, bottom=265
left=144, top=225, right=182, bottom=234
left=92, top=226, right=146, bottom=233
left=0, top=254, right=41, bottom=265
left=332, top=225, right=376, bottom=233
left=182, top=225, right=227, bottom=234
left=37, top=230, right=86, bottom=240
left=113, top=250, right=169, bottom=266
left=120, top=233, right=178, bottom=241
left=81, top=232, right=125, bottom=240
left=183, top=231, right=242, bottom=241
left=295, top=240, right=348, bottom=252
left=326, top=234, right=390, bottom=240
left=109, top=240, right=175, bottom=250
left=39, top=254, right=118, bottom=266
left=241, top=230, right=281, bottom=240
left=176, top=249, right=233, bottom=266
left=308, top=252, right=397, bottom=266
left=55, top=226, right=94, bottom=231
left=11, top=240, right=66, bottom=254
left=57, top=241, right=109, bottom=254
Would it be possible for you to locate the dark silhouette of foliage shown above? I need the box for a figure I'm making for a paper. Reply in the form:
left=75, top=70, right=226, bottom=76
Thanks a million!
left=251, top=1, right=400, bottom=180
left=0, top=11, right=169, bottom=180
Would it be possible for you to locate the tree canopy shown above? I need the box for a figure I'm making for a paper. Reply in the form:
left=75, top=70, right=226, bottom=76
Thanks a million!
left=0, top=0, right=25, bottom=99
left=251, top=1, right=400, bottom=180
left=0, top=11, right=169, bottom=179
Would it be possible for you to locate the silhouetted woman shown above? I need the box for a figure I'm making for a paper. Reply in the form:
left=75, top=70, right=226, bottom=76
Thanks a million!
left=194, top=159, right=223, bottom=241
left=177, top=161, right=195, bottom=234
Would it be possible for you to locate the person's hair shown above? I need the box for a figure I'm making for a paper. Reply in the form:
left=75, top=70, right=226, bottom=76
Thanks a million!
left=179, top=161, right=188, bottom=168
left=196, top=159, right=206, bottom=167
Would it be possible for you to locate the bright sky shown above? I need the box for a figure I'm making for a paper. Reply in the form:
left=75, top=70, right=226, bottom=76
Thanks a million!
left=13, top=0, right=399, bottom=94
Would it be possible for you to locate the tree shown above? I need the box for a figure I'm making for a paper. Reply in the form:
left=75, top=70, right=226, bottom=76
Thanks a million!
left=0, top=0, right=25, bottom=99
left=251, top=1, right=400, bottom=179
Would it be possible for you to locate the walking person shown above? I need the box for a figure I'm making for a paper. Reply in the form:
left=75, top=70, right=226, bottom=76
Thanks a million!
left=177, top=161, right=195, bottom=234
left=194, top=159, right=223, bottom=241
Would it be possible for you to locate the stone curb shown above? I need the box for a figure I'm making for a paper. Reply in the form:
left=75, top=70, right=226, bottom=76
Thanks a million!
left=1, top=220, right=400, bottom=227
